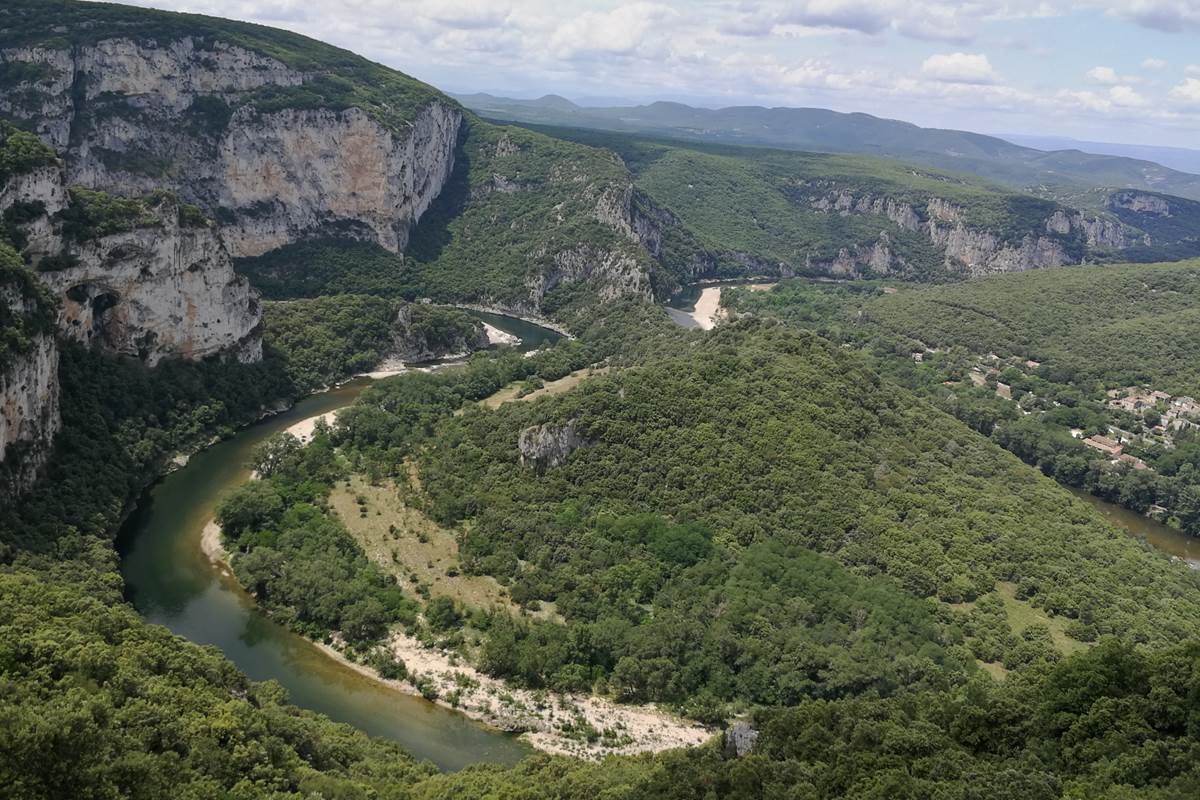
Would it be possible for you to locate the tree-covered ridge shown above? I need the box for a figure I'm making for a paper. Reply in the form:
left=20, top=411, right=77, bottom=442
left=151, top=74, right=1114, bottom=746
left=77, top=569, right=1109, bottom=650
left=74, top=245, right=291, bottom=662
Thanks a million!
left=863, top=259, right=1200, bottom=394
left=461, top=93, right=1200, bottom=208
left=720, top=265, right=1200, bottom=538
left=516, top=126, right=1126, bottom=277
left=0, top=0, right=445, bottom=135
left=262, top=295, right=485, bottom=391
left=405, top=121, right=664, bottom=314
left=282, top=317, right=1200, bottom=717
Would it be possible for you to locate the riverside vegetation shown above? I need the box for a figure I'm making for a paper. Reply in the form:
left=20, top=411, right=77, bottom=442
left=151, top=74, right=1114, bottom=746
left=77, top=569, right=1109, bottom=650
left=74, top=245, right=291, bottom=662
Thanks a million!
left=8, top=1, right=1200, bottom=798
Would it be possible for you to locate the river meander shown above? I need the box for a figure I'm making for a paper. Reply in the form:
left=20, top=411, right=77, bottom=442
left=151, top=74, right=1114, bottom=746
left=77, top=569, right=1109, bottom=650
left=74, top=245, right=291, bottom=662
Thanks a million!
left=117, top=312, right=560, bottom=771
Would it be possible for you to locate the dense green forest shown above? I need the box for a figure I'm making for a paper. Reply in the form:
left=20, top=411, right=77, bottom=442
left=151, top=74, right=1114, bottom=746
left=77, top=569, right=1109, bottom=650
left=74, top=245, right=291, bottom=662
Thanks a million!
left=9, top=2, right=1200, bottom=798
left=11, top=227, right=1200, bottom=800
left=722, top=263, right=1200, bottom=535
left=862, top=260, right=1200, bottom=392
left=263, top=295, right=485, bottom=390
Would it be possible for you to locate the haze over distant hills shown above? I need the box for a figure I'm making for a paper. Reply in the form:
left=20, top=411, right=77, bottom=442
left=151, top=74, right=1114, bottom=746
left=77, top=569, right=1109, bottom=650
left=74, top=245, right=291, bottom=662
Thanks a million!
left=999, top=134, right=1200, bottom=176
left=456, top=93, right=1200, bottom=208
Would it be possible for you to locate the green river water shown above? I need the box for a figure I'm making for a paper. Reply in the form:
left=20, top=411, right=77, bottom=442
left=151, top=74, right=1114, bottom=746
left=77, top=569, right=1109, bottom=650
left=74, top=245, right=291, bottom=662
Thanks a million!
left=117, top=313, right=560, bottom=771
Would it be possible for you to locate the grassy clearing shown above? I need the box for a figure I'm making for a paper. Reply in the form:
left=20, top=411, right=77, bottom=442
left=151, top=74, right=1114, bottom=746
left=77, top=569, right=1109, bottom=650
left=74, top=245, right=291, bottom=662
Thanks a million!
left=997, top=582, right=1088, bottom=657
left=329, top=475, right=514, bottom=612
left=480, top=365, right=611, bottom=409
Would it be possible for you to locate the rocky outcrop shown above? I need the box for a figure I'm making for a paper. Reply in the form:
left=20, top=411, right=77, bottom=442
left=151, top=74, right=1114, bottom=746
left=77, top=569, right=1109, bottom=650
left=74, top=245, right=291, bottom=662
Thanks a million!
left=41, top=201, right=262, bottom=365
left=806, top=188, right=1121, bottom=274
left=1, top=38, right=460, bottom=257
left=526, top=244, right=654, bottom=311
left=1109, top=190, right=1172, bottom=217
left=1, top=146, right=263, bottom=365
left=518, top=419, right=589, bottom=470
left=0, top=164, right=67, bottom=259
left=0, top=262, right=60, bottom=495
left=1045, top=210, right=1126, bottom=249
left=722, top=721, right=759, bottom=759
left=0, top=332, right=59, bottom=494
left=811, top=190, right=922, bottom=232
left=929, top=224, right=1070, bottom=275
left=595, top=185, right=720, bottom=288
left=387, top=304, right=488, bottom=363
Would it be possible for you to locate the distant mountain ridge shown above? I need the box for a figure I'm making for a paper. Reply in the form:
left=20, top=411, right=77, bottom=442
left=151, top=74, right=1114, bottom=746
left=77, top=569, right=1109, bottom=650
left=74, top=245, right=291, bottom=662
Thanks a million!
left=1000, top=134, right=1200, bottom=175
left=456, top=93, right=1200, bottom=208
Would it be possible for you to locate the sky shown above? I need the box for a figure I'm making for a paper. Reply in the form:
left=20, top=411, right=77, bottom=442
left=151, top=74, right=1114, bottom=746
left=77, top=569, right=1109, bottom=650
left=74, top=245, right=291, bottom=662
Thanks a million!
left=130, top=1, right=1200, bottom=148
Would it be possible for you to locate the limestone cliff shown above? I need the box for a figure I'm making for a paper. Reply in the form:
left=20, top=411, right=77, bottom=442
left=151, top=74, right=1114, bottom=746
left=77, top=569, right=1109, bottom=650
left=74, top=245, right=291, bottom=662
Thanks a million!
left=806, top=188, right=1127, bottom=276
left=42, top=197, right=263, bottom=365
left=0, top=332, right=58, bottom=493
left=0, top=254, right=59, bottom=494
left=1, top=152, right=262, bottom=366
left=1, top=35, right=460, bottom=258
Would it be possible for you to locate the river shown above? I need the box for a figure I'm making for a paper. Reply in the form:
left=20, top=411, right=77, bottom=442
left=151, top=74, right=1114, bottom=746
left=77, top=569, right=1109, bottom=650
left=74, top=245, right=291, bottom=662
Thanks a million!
left=665, top=280, right=777, bottom=329
left=117, top=312, right=561, bottom=771
left=1070, top=489, right=1200, bottom=569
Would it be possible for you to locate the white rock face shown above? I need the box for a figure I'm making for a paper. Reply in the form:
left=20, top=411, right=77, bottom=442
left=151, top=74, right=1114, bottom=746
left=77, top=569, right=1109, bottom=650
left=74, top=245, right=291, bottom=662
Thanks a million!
left=42, top=206, right=262, bottom=365
left=1, top=157, right=263, bottom=366
left=1110, top=191, right=1172, bottom=216
left=807, top=188, right=1125, bottom=275
left=1, top=39, right=305, bottom=151
left=1, top=38, right=461, bottom=258
left=217, top=103, right=460, bottom=256
left=518, top=419, right=588, bottom=470
left=0, top=164, right=67, bottom=259
left=0, top=316, right=59, bottom=494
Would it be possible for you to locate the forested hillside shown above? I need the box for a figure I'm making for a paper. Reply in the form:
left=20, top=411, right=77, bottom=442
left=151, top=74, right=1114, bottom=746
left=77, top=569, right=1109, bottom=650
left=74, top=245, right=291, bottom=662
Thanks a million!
left=7, top=2, right=1200, bottom=799
left=460, top=93, right=1200, bottom=206
left=723, top=260, right=1200, bottom=539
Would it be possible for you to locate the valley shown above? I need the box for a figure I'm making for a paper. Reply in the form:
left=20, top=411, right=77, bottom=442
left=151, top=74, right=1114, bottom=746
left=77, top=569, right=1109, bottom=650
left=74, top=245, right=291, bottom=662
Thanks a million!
left=5, top=2, right=1200, bottom=799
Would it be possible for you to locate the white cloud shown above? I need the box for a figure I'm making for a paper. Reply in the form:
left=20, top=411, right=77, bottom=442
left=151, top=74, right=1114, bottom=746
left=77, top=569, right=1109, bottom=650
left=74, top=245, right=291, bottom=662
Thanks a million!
left=921, top=52, right=997, bottom=84
left=547, top=3, right=678, bottom=59
left=1187, top=64, right=1200, bottom=76
left=1114, top=0, right=1200, bottom=32
left=1109, top=85, right=1148, bottom=107
left=426, top=1, right=511, bottom=30
left=1169, top=78, right=1200, bottom=107
left=1086, top=65, right=1139, bottom=85
left=1087, top=66, right=1121, bottom=84
left=1142, top=57, right=1168, bottom=69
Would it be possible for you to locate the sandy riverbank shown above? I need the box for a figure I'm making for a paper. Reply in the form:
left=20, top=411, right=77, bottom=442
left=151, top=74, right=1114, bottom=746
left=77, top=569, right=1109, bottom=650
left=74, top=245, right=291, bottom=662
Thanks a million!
left=203, top=498, right=709, bottom=758
left=316, top=630, right=711, bottom=759
left=483, top=322, right=519, bottom=346
left=690, top=287, right=724, bottom=330
left=200, top=520, right=232, bottom=577
left=282, top=410, right=339, bottom=443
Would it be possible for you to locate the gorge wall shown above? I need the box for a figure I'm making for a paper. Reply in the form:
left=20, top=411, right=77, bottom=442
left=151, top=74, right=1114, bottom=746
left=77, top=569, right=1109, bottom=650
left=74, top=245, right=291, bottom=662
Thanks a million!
left=0, top=247, right=59, bottom=494
left=807, top=188, right=1126, bottom=277
left=0, top=36, right=460, bottom=257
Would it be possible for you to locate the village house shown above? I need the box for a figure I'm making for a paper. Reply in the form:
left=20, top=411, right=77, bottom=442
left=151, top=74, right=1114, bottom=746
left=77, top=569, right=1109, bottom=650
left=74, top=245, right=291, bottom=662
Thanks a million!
left=1084, top=435, right=1123, bottom=457
left=1173, top=396, right=1200, bottom=416
left=1118, top=453, right=1150, bottom=470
